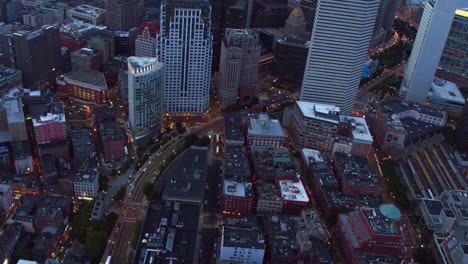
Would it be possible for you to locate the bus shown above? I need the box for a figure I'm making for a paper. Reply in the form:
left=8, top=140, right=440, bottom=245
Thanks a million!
left=105, top=256, right=112, bottom=264
left=215, top=146, right=220, bottom=155
left=124, top=146, right=128, bottom=155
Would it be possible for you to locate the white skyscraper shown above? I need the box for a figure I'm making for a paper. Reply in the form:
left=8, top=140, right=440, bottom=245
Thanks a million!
left=300, top=0, right=380, bottom=115
left=158, top=0, right=212, bottom=114
left=135, top=27, right=157, bottom=57
left=400, top=0, right=463, bottom=104
left=128, top=57, right=164, bottom=140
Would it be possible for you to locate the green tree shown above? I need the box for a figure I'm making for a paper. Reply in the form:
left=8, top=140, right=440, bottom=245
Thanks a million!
left=195, top=136, right=211, bottom=147
left=175, top=121, right=186, bottom=134
left=184, top=133, right=199, bottom=147
left=99, top=175, right=109, bottom=192
left=71, top=202, right=93, bottom=241
left=143, top=182, right=153, bottom=197
left=85, top=230, right=107, bottom=263
left=113, top=185, right=127, bottom=202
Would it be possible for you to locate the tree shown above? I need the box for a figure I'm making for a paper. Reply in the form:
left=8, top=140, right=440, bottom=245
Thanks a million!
left=195, top=136, right=211, bottom=147
left=113, top=185, right=127, bottom=202
left=85, top=230, right=107, bottom=263
left=175, top=121, right=186, bottom=134
left=71, top=202, right=93, bottom=241
left=143, top=182, right=153, bottom=197
left=184, top=133, right=199, bottom=147
left=99, top=175, right=109, bottom=192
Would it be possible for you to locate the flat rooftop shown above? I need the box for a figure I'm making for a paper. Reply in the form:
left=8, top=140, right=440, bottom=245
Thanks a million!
left=71, top=48, right=98, bottom=57
left=301, top=148, right=324, bottom=166
left=333, top=153, right=382, bottom=188
left=362, top=206, right=401, bottom=236
left=339, top=116, right=373, bottom=142
left=221, top=225, right=265, bottom=249
left=278, top=179, right=309, bottom=203
left=251, top=146, right=297, bottom=178
left=355, top=253, right=403, bottom=264
left=263, top=214, right=303, bottom=257
left=296, top=101, right=340, bottom=124
left=248, top=113, right=285, bottom=138
left=224, top=114, right=244, bottom=143
left=224, top=146, right=250, bottom=180
left=74, top=168, right=98, bottom=183
left=256, top=182, right=281, bottom=201
left=429, top=78, right=465, bottom=104
left=135, top=201, right=200, bottom=264
left=69, top=5, right=105, bottom=17
left=162, top=146, right=207, bottom=204
left=223, top=180, right=253, bottom=198
left=127, top=56, right=159, bottom=70
left=322, top=186, right=383, bottom=211
left=64, top=69, right=107, bottom=91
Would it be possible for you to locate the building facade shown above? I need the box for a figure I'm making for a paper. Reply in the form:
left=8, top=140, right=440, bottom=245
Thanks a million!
left=0, top=25, right=62, bottom=87
left=70, top=48, right=103, bottom=72
left=216, top=28, right=261, bottom=108
left=400, top=0, right=463, bottom=104
left=158, top=0, right=212, bottom=114
left=455, top=100, right=468, bottom=153
left=74, top=168, right=99, bottom=200
left=135, top=26, right=156, bottom=57
left=251, top=0, right=288, bottom=28
left=57, top=69, right=108, bottom=105
left=300, top=0, right=380, bottom=115
left=247, top=113, right=286, bottom=147
left=104, top=0, right=138, bottom=31
left=220, top=225, right=265, bottom=264
left=127, top=57, right=164, bottom=140
left=32, top=108, right=66, bottom=145
left=0, top=184, right=13, bottom=213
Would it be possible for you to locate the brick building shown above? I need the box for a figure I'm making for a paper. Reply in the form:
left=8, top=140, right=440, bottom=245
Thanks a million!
left=247, top=113, right=286, bottom=147
left=251, top=146, right=297, bottom=182
left=57, top=69, right=108, bottom=105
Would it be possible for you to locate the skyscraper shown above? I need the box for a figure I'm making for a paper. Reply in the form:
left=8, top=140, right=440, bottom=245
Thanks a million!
left=135, top=27, right=157, bottom=57
left=400, top=0, right=462, bottom=104
left=127, top=57, right=164, bottom=140
left=0, top=25, right=62, bottom=87
left=104, top=0, right=138, bottom=31
left=300, top=0, right=380, bottom=115
left=216, top=29, right=261, bottom=108
left=158, top=0, right=212, bottom=114
left=251, top=0, right=289, bottom=28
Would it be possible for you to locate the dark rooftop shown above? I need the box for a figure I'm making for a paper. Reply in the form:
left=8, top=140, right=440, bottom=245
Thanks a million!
left=224, top=146, right=250, bottom=181
left=321, top=186, right=383, bottom=211
left=99, top=120, right=124, bottom=143
left=135, top=201, right=200, bottom=264
left=333, top=153, right=382, bottom=188
left=251, top=146, right=297, bottom=178
left=222, top=225, right=265, bottom=249
left=65, top=69, right=107, bottom=91
left=256, top=182, right=281, bottom=201
left=11, top=140, right=31, bottom=160
left=70, top=129, right=97, bottom=171
left=263, top=214, right=304, bottom=257
left=162, top=146, right=207, bottom=204
left=423, top=199, right=444, bottom=216
left=224, top=114, right=244, bottom=144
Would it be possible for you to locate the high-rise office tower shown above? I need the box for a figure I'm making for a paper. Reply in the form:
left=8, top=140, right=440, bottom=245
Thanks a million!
left=104, top=0, right=138, bottom=31
left=0, top=25, right=62, bottom=87
left=216, top=29, right=261, bottom=108
left=251, top=0, right=289, bottom=28
left=0, top=0, right=21, bottom=23
left=127, top=57, right=164, bottom=140
left=158, top=0, right=212, bottom=114
left=300, top=0, right=380, bottom=115
left=135, top=27, right=157, bottom=57
left=400, top=0, right=462, bottom=104
left=438, top=9, right=468, bottom=85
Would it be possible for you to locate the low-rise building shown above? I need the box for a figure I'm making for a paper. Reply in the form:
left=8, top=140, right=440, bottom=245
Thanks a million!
left=0, top=66, right=22, bottom=95
left=332, top=153, right=383, bottom=197
left=70, top=129, right=97, bottom=172
left=221, top=147, right=254, bottom=215
left=74, top=168, right=99, bottom=200
left=283, top=101, right=340, bottom=154
left=277, top=178, right=309, bottom=214
left=32, top=102, right=66, bottom=145
left=67, top=5, right=105, bottom=25
left=373, top=98, right=447, bottom=150
left=256, top=182, right=282, bottom=214
left=224, top=114, right=244, bottom=148
left=99, top=120, right=125, bottom=162
left=247, top=113, right=286, bottom=147
left=220, top=220, right=265, bottom=264
left=57, top=69, right=108, bottom=105
left=251, top=146, right=296, bottom=182
left=11, top=141, right=32, bottom=175
left=336, top=205, right=406, bottom=263
left=338, top=116, right=373, bottom=158
left=428, top=78, right=466, bottom=114
left=70, top=48, right=103, bottom=72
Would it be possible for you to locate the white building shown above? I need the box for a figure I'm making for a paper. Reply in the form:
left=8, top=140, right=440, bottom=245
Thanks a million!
left=128, top=57, right=164, bottom=140
left=247, top=113, right=286, bottom=147
left=428, top=78, right=466, bottom=114
left=220, top=225, right=265, bottom=264
left=0, top=184, right=13, bottom=213
left=135, top=27, right=156, bottom=57
left=67, top=5, right=105, bottom=25
left=158, top=0, right=212, bottom=114
left=400, top=0, right=463, bottom=104
left=300, top=0, right=380, bottom=115
left=74, top=168, right=99, bottom=200
left=216, top=28, right=261, bottom=108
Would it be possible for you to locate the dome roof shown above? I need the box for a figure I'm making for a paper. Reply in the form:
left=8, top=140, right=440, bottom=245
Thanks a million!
left=290, top=7, right=304, bottom=18
left=379, top=204, right=401, bottom=220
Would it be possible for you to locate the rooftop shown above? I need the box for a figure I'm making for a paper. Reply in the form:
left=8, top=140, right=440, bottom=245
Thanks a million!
left=99, top=120, right=124, bottom=142
left=60, top=19, right=107, bottom=38
left=251, top=146, right=297, bottom=178
left=162, top=146, right=207, bottom=203
left=355, top=253, right=403, bottom=264
left=333, top=153, right=382, bottom=188
left=135, top=201, right=200, bottom=264
left=256, top=182, right=281, bottom=201
left=64, top=69, right=107, bottom=91
left=221, top=225, right=265, bottom=249
left=223, top=180, right=253, bottom=198
left=32, top=103, right=66, bottom=127
left=224, top=146, right=250, bottom=180
left=224, top=114, right=244, bottom=143
left=2, top=97, right=24, bottom=124
left=339, top=116, right=373, bottom=142
left=296, top=101, right=340, bottom=124
left=74, top=168, right=99, bottom=183
left=429, top=78, right=465, bottom=104
left=11, top=140, right=31, bottom=160
left=362, top=205, right=401, bottom=236
left=278, top=179, right=309, bottom=203
left=71, top=48, right=98, bottom=58
left=322, top=186, right=383, bottom=211
left=263, top=214, right=304, bottom=257
left=302, top=148, right=324, bottom=166
left=68, top=5, right=105, bottom=17
left=248, top=113, right=285, bottom=138
left=127, top=56, right=159, bottom=70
